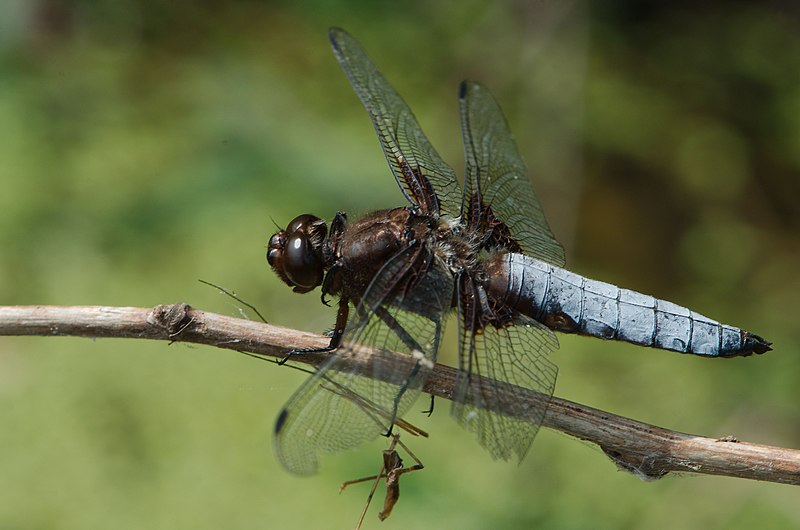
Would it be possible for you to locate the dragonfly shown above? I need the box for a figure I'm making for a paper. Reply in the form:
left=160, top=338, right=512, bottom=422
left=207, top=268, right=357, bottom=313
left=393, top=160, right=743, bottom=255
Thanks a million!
left=266, top=27, right=771, bottom=476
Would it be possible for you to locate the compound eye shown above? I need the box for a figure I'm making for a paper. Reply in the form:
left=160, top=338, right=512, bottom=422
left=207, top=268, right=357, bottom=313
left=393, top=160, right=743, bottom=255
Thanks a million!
left=266, top=214, right=327, bottom=293
left=266, top=233, right=286, bottom=267
left=287, top=214, right=328, bottom=244
left=283, top=234, right=324, bottom=292
left=288, top=215, right=309, bottom=233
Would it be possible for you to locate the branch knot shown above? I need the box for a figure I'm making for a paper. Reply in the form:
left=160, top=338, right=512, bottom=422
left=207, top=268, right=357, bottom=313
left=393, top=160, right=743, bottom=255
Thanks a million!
left=148, top=303, right=194, bottom=338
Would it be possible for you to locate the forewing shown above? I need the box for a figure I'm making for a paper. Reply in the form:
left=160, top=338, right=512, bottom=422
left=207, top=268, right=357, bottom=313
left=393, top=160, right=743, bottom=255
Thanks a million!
left=274, top=246, right=453, bottom=475
left=452, top=278, right=559, bottom=461
left=329, top=27, right=461, bottom=218
left=459, top=80, right=566, bottom=266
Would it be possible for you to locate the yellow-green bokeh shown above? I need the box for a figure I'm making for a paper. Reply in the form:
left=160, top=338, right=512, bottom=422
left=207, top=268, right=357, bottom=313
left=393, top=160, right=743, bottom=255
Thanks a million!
left=1, top=2, right=798, bottom=529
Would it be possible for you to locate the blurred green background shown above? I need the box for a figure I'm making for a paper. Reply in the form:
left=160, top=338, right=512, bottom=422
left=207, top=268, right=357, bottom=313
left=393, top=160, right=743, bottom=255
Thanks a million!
left=1, top=1, right=799, bottom=528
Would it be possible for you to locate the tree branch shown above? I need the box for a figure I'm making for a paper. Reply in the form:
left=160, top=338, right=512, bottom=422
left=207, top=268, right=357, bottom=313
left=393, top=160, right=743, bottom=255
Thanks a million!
left=1, top=303, right=797, bottom=485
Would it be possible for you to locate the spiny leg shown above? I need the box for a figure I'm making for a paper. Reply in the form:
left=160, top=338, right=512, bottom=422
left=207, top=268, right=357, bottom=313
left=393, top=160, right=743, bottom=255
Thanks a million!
left=371, top=305, right=429, bottom=436
left=278, top=296, right=349, bottom=365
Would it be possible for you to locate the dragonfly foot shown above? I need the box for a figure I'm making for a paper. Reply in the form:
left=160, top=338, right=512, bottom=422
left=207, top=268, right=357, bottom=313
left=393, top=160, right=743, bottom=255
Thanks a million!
left=420, top=394, right=435, bottom=417
left=382, top=425, right=396, bottom=438
left=277, top=346, right=335, bottom=365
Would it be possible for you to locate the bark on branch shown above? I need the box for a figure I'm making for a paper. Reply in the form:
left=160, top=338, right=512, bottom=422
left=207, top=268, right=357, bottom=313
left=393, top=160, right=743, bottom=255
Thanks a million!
left=1, top=303, right=797, bottom=485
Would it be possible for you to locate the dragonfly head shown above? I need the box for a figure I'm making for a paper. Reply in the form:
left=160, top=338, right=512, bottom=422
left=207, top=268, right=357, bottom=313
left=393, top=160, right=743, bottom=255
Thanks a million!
left=267, top=214, right=328, bottom=293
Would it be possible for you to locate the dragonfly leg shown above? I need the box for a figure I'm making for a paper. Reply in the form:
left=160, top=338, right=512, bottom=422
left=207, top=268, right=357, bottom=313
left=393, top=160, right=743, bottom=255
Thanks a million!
left=420, top=394, right=435, bottom=416
left=383, top=358, right=423, bottom=437
left=370, top=304, right=438, bottom=432
left=278, top=297, right=349, bottom=365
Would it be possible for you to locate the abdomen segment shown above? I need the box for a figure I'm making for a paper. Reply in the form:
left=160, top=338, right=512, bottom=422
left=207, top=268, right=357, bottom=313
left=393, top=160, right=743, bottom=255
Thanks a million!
left=484, top=253, right=771, bottom=357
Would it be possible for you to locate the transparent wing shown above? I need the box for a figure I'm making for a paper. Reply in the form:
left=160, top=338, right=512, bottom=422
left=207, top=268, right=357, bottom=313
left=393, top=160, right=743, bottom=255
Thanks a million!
left=459, top=80, right=566, bottom=266
left=274, top=246, right=453, bottom=475
left=329, top=27, right=462, bottom=218
left=452, top=276, right=559, bottom=462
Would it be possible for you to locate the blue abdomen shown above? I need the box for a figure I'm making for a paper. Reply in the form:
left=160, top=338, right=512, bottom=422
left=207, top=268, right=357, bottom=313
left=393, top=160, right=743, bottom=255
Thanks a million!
left=484, top=253, right=770, bottom=358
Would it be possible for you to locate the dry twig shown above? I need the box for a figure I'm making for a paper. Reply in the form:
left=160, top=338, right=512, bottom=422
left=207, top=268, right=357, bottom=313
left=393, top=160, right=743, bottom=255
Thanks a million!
left=1, top=303, right=797, bottom=485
